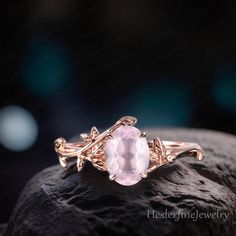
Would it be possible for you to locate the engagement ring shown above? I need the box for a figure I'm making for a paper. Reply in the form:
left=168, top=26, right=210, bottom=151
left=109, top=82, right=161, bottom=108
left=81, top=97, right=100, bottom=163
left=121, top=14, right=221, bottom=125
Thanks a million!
left=54, top=116, right=205, bottom=186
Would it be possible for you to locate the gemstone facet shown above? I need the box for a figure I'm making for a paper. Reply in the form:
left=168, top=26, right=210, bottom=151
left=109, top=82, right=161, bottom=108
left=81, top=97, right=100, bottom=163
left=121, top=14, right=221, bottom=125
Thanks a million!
left=104, top=125, right=150, bottom=186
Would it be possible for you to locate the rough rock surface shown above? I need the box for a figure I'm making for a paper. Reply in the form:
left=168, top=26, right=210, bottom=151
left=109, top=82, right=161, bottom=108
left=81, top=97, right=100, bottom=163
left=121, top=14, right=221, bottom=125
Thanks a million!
left=0, top=224, right=7, bottom=236
left=4, top=129, right=236, bottom=236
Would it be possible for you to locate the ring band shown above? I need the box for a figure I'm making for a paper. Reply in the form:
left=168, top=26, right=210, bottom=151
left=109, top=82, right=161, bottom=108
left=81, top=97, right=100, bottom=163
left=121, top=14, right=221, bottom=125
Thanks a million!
left=54, top=116, right=205, bottom=186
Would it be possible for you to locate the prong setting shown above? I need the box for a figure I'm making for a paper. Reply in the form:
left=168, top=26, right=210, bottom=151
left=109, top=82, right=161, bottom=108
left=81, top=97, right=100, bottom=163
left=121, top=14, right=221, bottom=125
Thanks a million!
left=140, top=132, right=147, bottom=138
left=140, top=172, right=147, bottom=178
left=109, top=174, right=116, bottom=181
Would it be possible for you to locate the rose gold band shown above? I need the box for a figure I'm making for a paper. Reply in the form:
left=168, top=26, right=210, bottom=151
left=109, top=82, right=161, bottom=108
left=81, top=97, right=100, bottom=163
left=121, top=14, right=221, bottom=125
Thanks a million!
left=54, top=116, right=205, bottom=178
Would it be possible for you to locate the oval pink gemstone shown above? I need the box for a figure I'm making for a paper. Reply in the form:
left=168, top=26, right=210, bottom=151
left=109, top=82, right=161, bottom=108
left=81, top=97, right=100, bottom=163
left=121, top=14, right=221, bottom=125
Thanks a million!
left=104, top=126, right=150, bottom=186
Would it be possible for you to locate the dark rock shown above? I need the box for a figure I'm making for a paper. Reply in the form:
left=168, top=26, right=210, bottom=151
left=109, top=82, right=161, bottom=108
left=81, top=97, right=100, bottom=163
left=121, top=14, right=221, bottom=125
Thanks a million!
left=0, top=224, right=7, bottom=236
left=4, top=129, right=236, bottom=236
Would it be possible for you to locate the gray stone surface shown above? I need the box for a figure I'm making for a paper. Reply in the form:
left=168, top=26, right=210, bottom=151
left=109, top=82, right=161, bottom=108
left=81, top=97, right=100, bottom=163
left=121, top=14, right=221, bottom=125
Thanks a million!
left=4, top=129, right=236, bottom=236
left=0, top=224, right=7, bottom=236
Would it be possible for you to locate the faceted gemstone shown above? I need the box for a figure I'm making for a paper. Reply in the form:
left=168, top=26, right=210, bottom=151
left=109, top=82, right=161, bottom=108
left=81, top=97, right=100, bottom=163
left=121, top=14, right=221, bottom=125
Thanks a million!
left=104, top=125, right=150, bottom=186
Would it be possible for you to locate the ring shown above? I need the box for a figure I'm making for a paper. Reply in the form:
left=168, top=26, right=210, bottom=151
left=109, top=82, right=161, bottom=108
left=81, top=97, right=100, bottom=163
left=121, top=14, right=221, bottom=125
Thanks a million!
left=54, top=116, right=205, bottom=186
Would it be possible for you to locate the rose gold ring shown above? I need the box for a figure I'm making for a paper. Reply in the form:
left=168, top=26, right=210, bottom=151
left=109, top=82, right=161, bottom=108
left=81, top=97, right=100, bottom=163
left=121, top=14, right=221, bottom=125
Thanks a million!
left=54, top=116, right=205, bottom=186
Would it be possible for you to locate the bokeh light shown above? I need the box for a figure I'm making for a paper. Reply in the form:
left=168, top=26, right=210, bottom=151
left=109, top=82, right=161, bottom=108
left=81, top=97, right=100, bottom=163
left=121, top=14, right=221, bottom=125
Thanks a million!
left=0, top=106, right=38, bottom=151
left=123, top=79, right=192, bottom=127
left=23, top=39, right=72, bottom=97
left=213, top=67, right=236, bottom=113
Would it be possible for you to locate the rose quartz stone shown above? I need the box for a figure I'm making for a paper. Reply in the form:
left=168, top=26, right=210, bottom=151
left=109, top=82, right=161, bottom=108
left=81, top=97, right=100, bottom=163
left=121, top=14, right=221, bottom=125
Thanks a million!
left=104, top=125, right=150, bottom=186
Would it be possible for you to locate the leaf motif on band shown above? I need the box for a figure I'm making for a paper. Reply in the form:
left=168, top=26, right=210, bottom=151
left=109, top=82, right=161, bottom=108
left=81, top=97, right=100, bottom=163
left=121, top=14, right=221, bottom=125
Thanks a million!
left=153, top=137, right=166, bottom=160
